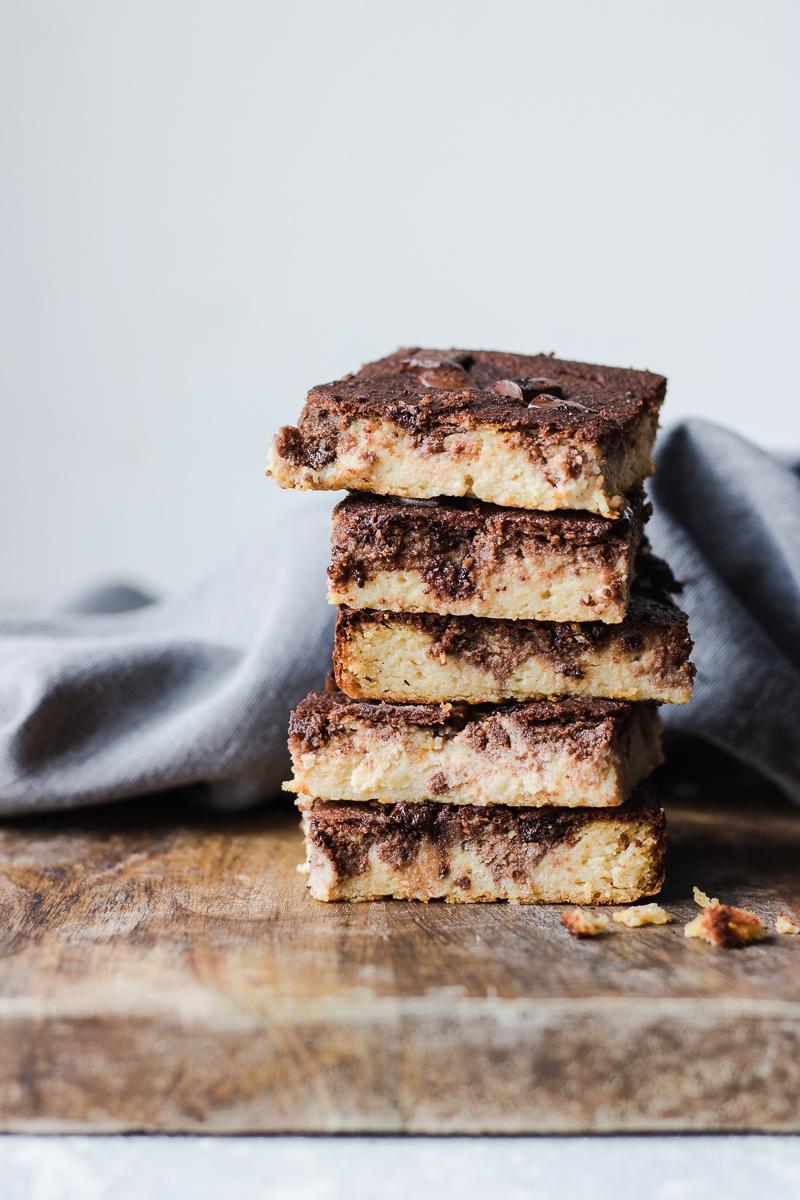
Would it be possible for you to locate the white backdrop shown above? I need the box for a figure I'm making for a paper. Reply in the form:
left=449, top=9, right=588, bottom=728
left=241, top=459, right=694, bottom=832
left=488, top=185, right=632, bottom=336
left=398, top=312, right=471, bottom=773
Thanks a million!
left=2, top=0, right=798, bottom=605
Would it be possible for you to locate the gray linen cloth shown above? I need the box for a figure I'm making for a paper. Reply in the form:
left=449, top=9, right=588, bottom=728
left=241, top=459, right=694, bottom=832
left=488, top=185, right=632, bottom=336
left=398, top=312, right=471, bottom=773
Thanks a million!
left=0, top=419, right=798, bottom=814
left=649, top=420, right=800, bottom=801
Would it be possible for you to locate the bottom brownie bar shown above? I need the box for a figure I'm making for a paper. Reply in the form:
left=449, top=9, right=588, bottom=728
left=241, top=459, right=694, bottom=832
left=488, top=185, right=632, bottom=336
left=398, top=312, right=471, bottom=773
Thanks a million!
left=299, top=790, right=666, bottom=904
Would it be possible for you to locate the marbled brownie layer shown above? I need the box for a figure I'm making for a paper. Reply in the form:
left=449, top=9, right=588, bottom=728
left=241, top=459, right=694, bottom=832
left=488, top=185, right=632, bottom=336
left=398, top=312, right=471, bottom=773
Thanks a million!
left=287, top=691, right=663, bottom=808
left=328, top=491, right=647, bottom=623
left=299, top=789, right=666, bottom=903
left=332, top=573, right=694, bottom=706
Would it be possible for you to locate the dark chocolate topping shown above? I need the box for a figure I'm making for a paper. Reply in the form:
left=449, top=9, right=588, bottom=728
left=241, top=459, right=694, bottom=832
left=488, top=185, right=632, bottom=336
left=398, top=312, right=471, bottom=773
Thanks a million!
left=289, top=689, right=643, bottom=754
left=276, top=349, right=666, bottom=467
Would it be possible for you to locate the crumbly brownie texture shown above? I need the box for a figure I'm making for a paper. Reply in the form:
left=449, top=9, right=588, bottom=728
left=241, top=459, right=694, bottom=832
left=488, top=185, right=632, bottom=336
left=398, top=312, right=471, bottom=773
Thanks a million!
left=300, top=790, right=667, bottom=903
left=286, top=690, right=663, bottom=808
left=613, top=903, right=671, bottom=927
left=269, top=349, right=665, bottom=517
left=332, top=580, right=695, bottom=706
left=562, top=909, right=610, bottom=937
left=328, top=491, right=648, bottom=624
left=684, top=904, right=766, bottom=948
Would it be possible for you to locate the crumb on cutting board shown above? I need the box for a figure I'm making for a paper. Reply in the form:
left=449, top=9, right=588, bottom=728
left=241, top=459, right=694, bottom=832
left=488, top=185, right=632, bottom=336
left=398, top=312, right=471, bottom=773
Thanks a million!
left=776, top=913, right=800, bottom=935
left=562, top=909, right=609, bottom=938
left=693, top=885, right=719, bottom=909
left=613, top=903, right=671, bottom=928
left=685, top=903, right=766, bottom=948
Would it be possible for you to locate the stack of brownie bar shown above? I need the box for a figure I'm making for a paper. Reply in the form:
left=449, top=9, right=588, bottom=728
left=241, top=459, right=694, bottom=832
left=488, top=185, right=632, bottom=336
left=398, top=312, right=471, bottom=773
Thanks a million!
left=269, top=349, right=695, bottom=904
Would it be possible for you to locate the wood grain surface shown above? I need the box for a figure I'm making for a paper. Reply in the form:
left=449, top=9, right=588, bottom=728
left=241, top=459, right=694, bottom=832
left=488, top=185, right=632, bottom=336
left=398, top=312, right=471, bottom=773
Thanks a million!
left=0, top=768, right=798, bottom=1133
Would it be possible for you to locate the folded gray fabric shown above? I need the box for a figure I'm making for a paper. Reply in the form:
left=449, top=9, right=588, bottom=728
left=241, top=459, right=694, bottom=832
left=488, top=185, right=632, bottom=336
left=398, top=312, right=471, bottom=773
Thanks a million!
left=649, top=420, right=800, bottom=802
left=0, top=419, right=798, bottom=815
left=0, top=502, right=335, bottom=814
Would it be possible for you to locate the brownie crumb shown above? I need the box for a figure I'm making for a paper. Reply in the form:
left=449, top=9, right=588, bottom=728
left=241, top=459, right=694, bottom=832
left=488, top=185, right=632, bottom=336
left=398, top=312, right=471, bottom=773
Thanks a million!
left=684, top=904, right=766, bottom=948
left=613, top=903, right=671, bottom=927
left=692, top=885, right=720, bottom=909
left=562, top=909, right=609, bottom=938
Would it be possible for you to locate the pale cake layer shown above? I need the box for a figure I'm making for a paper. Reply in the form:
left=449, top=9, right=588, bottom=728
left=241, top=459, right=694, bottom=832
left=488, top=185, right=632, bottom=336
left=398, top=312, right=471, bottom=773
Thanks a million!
left=300, top=793, right=666, bottom=903
left=328, top=494, right=646, bottom=624
left=269, top=349, right=665, bottom=517
left=287, top=692, right=663, bottom=808
left=271, top=416, right=656, bottom=519
left=333, top=595, right=694, bottom=706
left=330, top=566, right=626, bottom=624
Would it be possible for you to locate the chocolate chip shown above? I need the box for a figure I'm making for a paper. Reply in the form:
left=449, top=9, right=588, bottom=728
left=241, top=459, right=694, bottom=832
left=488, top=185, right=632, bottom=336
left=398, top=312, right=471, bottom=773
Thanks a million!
left=402, top=352, right=476, bottom=390
left=491, top=379, right=526, bottom=401
left=524, top=377, right=565, bottom=398
left=492, top=376, right=569, bottom=404
left=417, top=365, right=475, bottom=388
left=403, top=353, right=450, bottom=371
left=492, top=375, right=593, bottom=414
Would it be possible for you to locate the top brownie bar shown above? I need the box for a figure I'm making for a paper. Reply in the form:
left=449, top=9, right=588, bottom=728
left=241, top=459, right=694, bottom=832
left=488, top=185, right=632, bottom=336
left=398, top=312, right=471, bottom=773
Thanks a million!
left=269, top=348, right=666, bottom=517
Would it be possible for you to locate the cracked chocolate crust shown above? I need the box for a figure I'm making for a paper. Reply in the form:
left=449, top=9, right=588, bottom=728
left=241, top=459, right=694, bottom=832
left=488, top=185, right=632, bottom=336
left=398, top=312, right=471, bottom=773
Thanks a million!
left=289, top=689, right=648, bottom=756
left=275, top=349, right=666, bottom=467
left=301, top=786, right=666, bottom=888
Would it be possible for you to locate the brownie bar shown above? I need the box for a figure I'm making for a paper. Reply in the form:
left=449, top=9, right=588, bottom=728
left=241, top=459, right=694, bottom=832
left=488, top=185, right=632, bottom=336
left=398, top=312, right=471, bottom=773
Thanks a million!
left=287, top=690, right=663, bottom=808
left=328, top=491, right=648, bottom=624
left=269, top=349, right=665, bottom=517
left=332, top=572, right=694, bottom=705
left=299, top=789, right=667, bottom=903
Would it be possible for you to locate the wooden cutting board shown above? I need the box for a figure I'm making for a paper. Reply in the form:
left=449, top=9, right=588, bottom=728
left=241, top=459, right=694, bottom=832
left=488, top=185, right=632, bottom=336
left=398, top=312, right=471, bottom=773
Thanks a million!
left=0, top=772, right=798, bottom=1134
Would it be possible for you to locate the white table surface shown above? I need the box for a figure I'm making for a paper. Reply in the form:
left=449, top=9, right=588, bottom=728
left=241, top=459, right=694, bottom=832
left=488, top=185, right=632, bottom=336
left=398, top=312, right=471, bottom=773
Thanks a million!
left=2, top=1136, right=798, bottom=1200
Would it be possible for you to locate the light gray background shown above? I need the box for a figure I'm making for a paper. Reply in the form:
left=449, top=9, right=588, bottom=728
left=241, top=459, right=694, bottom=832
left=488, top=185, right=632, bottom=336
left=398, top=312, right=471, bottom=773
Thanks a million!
left=2, top=0, right=799, bottom=606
